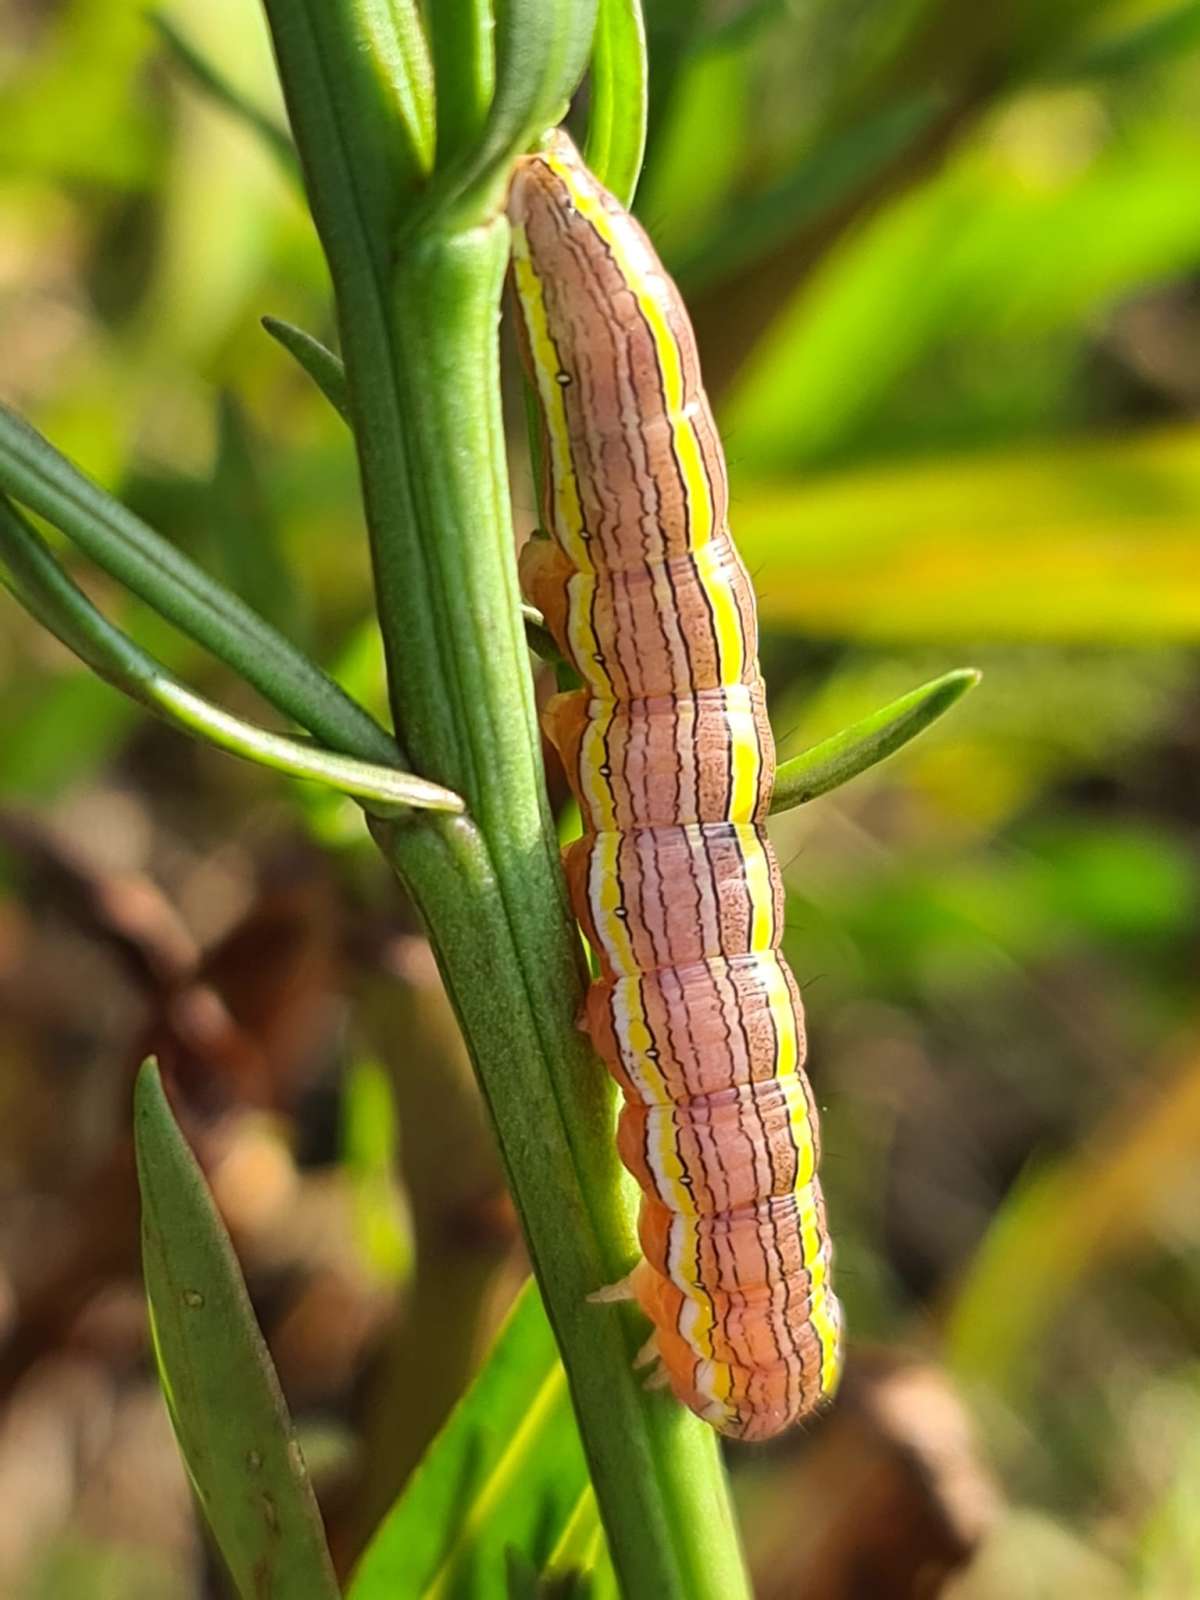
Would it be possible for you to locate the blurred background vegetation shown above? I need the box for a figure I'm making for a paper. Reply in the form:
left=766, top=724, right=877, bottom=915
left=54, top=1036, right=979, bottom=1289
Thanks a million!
left=2, top=0, right=1199, bottom=1595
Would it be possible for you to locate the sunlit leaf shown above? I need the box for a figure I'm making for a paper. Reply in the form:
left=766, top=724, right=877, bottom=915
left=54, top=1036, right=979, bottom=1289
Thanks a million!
left=349, top=1279, right=600, bottom=1600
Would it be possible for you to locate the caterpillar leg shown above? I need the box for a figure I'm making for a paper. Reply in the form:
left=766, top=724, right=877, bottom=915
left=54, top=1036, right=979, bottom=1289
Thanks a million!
left=587, top=1270, right=638, bottom=1305
left=633, top=1330, right=660, bottom=1370
left=518, top=533, right=573, bottom=655
left=541, top=686, right=588, bottom=761
left=643, top=1361, right=672, bottom=1393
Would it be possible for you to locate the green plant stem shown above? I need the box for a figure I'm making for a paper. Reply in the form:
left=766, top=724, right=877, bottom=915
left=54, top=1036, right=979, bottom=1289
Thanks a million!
left=378, top=223, right=748, bottom=1600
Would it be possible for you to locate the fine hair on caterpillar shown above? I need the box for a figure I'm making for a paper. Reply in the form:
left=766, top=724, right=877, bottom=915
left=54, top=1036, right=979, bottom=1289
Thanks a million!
left=507, top=129, right=843, bottom=1442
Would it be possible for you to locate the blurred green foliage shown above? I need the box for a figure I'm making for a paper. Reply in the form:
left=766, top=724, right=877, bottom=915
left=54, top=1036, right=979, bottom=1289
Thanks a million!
left=3, top=0, right=1200, bottom=1596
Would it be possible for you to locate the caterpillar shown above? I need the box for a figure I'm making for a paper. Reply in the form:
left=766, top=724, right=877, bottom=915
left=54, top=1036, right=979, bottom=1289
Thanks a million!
left=508, top=131, right=843, bottom=1441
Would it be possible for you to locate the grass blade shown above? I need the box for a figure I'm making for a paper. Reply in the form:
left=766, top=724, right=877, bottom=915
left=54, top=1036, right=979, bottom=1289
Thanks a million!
left=0, top=497, right=460, bottom=815
left=732, top=428, right=1200, bottom=641
left=947, top=1041, right=1200, bottom=1394
left=673, top=92, right=942, bottom=292
left=349, top=1279, right=594, bottom=1600
left=0, top=404, right=399, bottom=765
left=149, top=10, right=299, bottom=180
left=134, top=1059, right=340, bottom=1600
left=585, top=0, right=648, bottom=208
left=771, top=667, right=980, bottom=812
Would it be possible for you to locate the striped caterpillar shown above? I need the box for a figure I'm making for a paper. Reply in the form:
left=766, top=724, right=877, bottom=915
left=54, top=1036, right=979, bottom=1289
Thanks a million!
left=508, top=132, right=842, bottom=1441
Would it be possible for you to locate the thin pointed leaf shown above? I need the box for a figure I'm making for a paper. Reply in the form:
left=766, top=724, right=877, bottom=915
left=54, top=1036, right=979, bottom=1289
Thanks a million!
left=429, top=0, right=496, bottom=165
left=0, top=404, right=399, bottom=765
left=149, top=10, right=300, bottom=180
left=355, top=0, right=436, bottom=183
left=585, top=0, right=648, bottom=208
left=348, top=1280, right=593, bottom=1600
left=262, top=317, right=352, bottom=422
left=771, top=668, right=980, bottom=812
left=134, top=1060, right=340, bottom=1600
left=0, top=497, right=462, bottom=816
left=438, top=0, right=598, bottom=221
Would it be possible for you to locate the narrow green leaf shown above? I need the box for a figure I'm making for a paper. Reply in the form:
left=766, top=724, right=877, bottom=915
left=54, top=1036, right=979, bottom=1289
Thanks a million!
left=429, top=0, right=496, bottom=165
left=355, top=0, right=436, bottom=182
left=0, top=497, right=461, bottom=816
left=0, top=404, right=399, bottom=765
left=438, top=0, right=598, bottom=221
left=348, top=1279, right=593, bottom=1600
left=585, top=0, right=648, bottom=208
left=261, top=317, right=351, bottom=422
left=261, top=0, right=434, bottom=282
left=673, top=92, right=942, bottom=292
left=149, top=9, right=299, bottom=179
left=771, top=668, right=980, bottom=812
left=134, top=1059, right=340, bottom=1600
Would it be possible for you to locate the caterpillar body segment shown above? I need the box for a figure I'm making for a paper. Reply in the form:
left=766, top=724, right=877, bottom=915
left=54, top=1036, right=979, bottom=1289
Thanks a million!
left=508, top=131, right=843, bottom=1441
